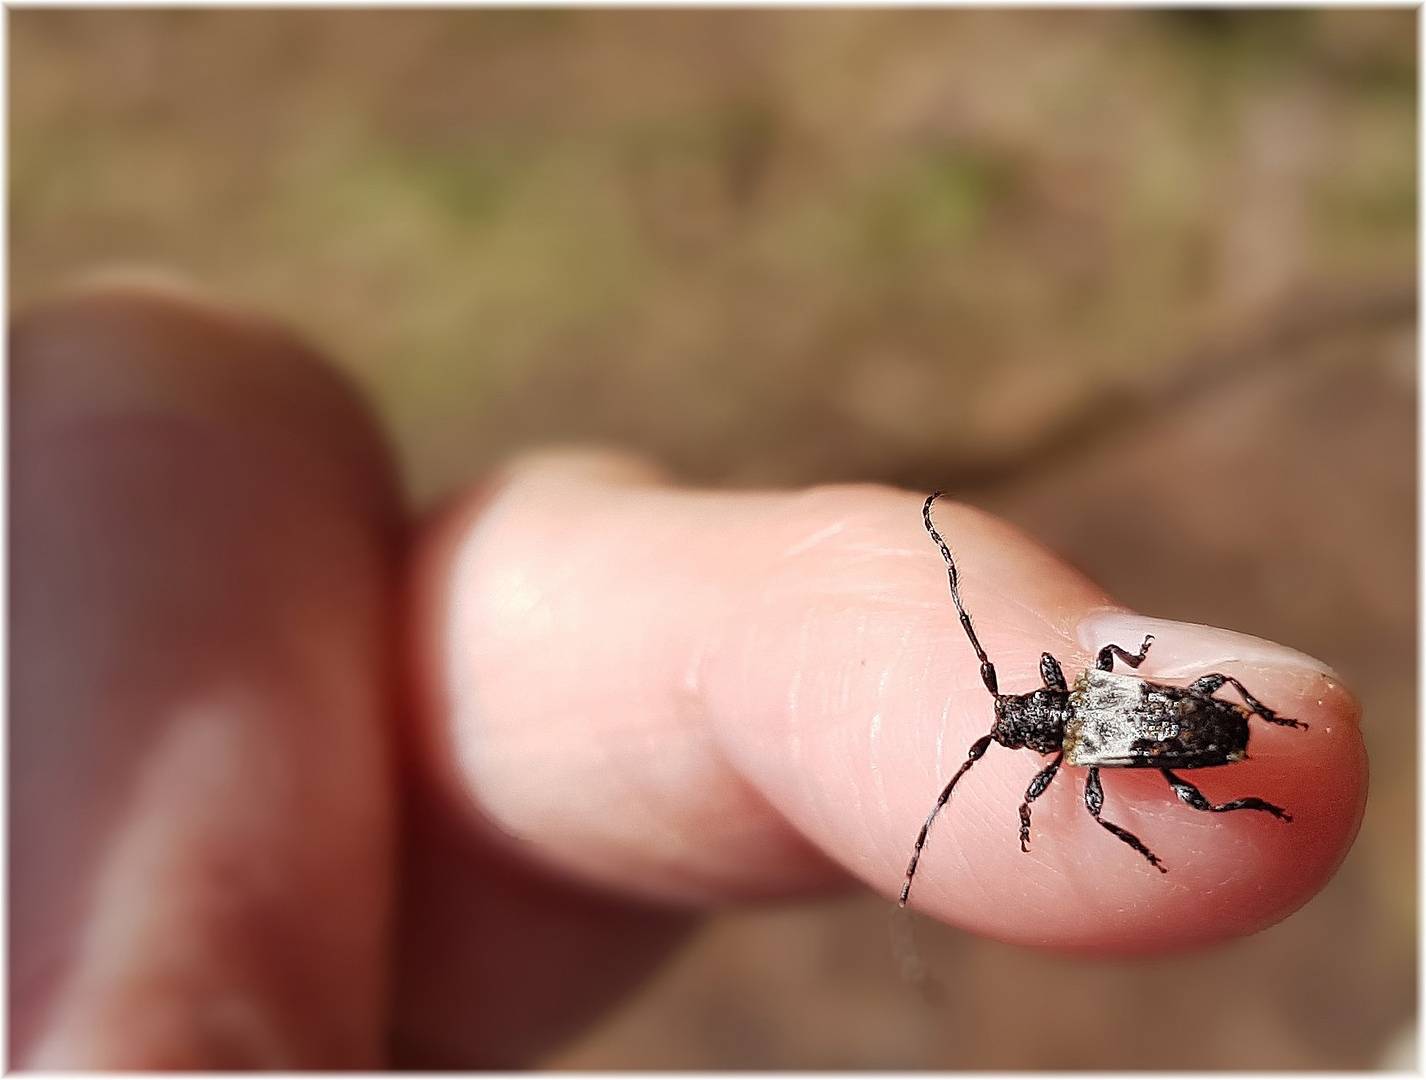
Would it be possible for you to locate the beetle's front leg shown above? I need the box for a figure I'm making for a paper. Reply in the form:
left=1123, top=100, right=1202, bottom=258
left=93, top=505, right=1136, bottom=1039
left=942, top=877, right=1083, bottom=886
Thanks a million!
left=1095, top=634, right=1154, bottom=672
left=1018, top=751, right=1063, bottom=852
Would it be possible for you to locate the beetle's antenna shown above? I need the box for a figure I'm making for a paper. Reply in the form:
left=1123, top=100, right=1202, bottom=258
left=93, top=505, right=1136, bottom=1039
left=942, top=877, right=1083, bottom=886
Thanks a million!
left=899, top=733, right=994, bottom=905
left=900, top=496, right=999, bottom=906
left=923, top=493, right=999, bottom=697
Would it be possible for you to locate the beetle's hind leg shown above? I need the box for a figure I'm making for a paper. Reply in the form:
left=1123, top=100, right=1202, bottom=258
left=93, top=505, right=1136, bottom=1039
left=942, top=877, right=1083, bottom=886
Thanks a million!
left=1018, top=751, right=1063, bottom=852
left=1161, top=769, right=1292, bottom=821
left=1084, top=768, right=1167, bottom=872
left=1096, top=634, right=1154, bottom=672
left=1189, top=673, right=1307, bottom=729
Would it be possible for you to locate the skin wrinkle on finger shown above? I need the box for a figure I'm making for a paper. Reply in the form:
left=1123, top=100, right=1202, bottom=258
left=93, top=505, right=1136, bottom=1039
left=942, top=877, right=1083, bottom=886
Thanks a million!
left=783, top=627, right=809, bottom=809
left=868, top=670, right=888, bottom=819
left=781, top=519, right=846, bottom=557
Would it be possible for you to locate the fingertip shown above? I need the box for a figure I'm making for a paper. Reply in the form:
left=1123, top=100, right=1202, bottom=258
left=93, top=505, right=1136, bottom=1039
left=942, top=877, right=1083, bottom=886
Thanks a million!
left=699, top=490, right=1365, bottom=951
left=896, top=615, right=1365, bottom=953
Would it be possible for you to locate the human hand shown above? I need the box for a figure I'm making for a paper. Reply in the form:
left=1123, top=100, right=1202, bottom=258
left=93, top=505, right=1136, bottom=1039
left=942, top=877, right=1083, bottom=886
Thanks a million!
left=11, top=284, right=1366, bottom=1068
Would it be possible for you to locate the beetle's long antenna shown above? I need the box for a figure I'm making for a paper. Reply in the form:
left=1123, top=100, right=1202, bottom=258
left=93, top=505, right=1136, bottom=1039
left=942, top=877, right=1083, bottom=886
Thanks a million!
left=923, top=493, right=999, bottom=697
left=899, top=733, right=994, bottom=906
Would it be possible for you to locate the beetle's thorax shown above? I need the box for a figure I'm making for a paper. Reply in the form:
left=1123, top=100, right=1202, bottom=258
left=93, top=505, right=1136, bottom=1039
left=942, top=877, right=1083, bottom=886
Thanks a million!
left=993, top=688, right=1069, bottom=753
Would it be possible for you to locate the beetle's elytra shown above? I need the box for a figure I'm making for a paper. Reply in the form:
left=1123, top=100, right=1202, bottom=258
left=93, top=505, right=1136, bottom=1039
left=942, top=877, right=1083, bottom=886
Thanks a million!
left=899, top=493, right=1306, bottom=906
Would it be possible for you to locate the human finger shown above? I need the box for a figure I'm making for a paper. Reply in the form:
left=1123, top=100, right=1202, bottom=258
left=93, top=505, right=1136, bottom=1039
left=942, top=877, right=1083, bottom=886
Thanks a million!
left=10, top=281, right=401, bottom=1067
left=414, top=449, right=1365, bottom=953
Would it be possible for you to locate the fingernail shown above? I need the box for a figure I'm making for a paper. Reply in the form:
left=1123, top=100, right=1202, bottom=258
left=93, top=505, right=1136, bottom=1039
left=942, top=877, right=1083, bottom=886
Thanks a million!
left=1075, top=612, right=1341, bottom=681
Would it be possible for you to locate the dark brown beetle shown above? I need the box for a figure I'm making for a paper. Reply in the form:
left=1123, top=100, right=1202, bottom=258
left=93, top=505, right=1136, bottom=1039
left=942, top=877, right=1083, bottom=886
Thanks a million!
left=899, top=493, right=1306, bottom=906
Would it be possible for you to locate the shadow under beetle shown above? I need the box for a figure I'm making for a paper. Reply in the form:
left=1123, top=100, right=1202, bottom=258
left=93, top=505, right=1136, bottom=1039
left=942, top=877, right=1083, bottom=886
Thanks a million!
left=899, top=493, right=1307, bottom=906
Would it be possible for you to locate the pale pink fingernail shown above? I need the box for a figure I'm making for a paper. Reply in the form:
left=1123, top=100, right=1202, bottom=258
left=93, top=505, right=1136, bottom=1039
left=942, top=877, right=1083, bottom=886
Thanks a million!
left=1075, top=612, right=1341, bottom=681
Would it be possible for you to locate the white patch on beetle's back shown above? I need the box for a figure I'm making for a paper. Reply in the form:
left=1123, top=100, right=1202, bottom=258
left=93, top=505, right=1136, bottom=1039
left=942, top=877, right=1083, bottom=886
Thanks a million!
left=1062, top=669, right=1249, bottom=768
left=1063, top=671, right=1146, bottom=766
left=1064, top=670, right=1167, bottom=767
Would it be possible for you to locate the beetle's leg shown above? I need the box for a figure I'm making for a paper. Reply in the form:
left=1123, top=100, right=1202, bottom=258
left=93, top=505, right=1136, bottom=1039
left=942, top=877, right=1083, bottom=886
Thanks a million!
left=1083, top=768, right=1167, bottom=872
left=924, top=494, right=1000, bottom=697
left=1095, top=634, right=1155, bottom=672
left=1039, top=653, right=1067, bottom=692
left=1018, top=751, right=1063, bottom=852
left=1161, top=769, right=1292, bottom=821
left=899, top=733, right=995, bottom=906
left=1189, top=673, right=1307, bottom=729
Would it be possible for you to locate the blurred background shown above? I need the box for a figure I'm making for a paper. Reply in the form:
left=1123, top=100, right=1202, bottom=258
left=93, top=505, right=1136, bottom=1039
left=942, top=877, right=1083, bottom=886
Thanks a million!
left=10, top=8, right=1415, bottom=1069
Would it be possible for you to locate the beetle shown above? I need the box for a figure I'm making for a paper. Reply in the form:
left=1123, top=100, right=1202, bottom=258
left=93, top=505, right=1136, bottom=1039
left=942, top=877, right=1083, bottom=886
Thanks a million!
left=898, top=492, right=1306, bottom=906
